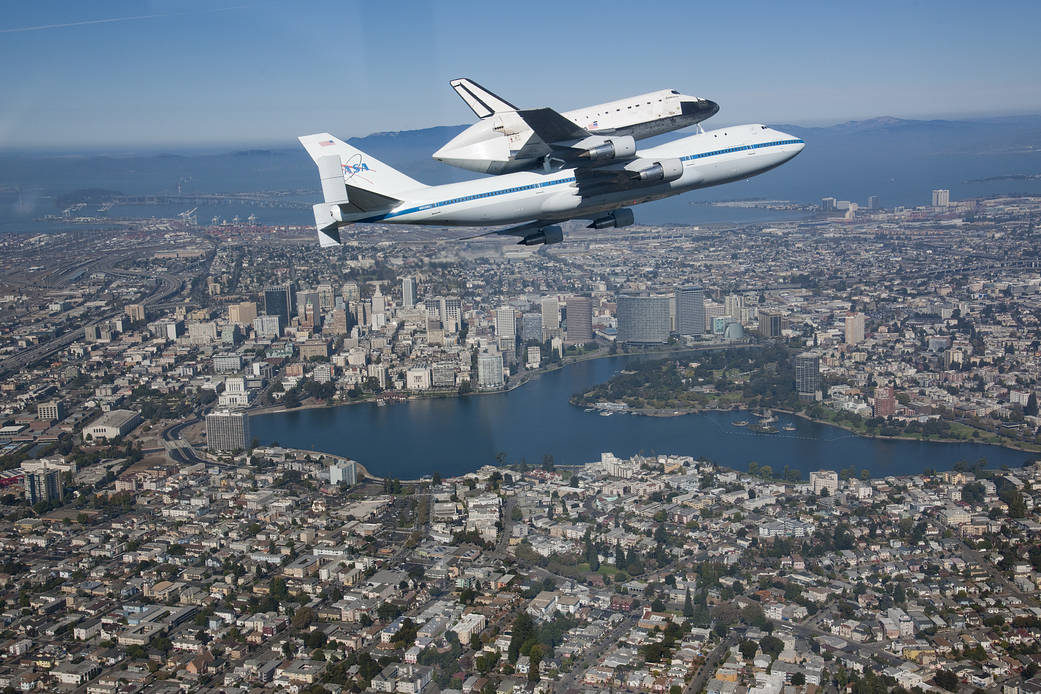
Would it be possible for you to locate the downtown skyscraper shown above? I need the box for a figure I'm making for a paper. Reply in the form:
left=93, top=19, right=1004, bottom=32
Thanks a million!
left=675, top=286, right=705, bottom=336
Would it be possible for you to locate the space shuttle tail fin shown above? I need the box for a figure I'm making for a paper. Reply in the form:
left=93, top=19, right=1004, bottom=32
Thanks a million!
left=450, top=78, right=518, bottom=119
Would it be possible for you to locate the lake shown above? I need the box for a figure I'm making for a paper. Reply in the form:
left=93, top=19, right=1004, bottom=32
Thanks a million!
left=251, top=355, right=1037, bottom=480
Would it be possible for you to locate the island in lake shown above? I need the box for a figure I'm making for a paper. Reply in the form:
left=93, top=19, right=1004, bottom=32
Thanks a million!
left=570, top=345, right=1041, bottom=453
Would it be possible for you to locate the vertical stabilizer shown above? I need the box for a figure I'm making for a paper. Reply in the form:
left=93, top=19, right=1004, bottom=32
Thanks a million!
left=299, top=132, right=423, bottom=247
left=449, top=78, right=518, bottom=119
left=298, top=133, right=425, bottom=197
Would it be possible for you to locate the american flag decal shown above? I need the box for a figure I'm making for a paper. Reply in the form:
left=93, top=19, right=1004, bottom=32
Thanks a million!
left=319, top=139, right=335, bottom=147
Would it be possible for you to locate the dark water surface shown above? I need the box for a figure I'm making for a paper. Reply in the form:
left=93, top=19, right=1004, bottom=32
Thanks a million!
left=251, top=355, right=1036, bottom=479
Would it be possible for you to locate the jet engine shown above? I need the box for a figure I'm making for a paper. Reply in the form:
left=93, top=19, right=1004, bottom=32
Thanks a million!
left=624, top=158, right=684, bottom=183
left=588, top=208, right=635, bottom=229
left=519, top=225, right=564, bottom=246
left=575, top=135, right=637, bottom=163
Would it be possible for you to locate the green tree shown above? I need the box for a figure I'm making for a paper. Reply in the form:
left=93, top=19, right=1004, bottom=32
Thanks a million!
left=683, top=587, right=694, bottom=618
left=760, top=634, right=784, bottom=659
left=527, top=643, right=545, bottom=683
left=739, top=639, right=758, bottom=660
left=509, top=612, right=535, bottom=664
left=934, top=670, right=959, bottom=692
left=961, top=482, right=986, bottom=505
left=291, top=606, right=314, bottom=630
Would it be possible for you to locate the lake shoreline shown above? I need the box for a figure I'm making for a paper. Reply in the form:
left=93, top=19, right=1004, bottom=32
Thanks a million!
left=252, top=354, right=1038, bottom=482
left=247, top=343, right=754, bottom=417
left=615, top=404, right=1041, bottom=454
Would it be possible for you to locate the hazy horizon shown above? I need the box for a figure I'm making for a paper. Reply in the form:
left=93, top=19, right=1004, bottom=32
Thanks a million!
left=3, top=110, right=1041, bottom=155
left=3, top=1, right=1041, bottom=149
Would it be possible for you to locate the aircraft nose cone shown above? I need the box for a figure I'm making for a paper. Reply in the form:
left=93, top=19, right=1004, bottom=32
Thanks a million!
left=771, top=128, right=805, bottom=156
left=681, top=99, right=719, bottom=122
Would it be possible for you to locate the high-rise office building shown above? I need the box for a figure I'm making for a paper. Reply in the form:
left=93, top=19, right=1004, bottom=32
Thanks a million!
left=206, top=410, right=251, bottom=452
left=675, top=286, right=705, bottom=336
left=565, top=296, right=593, bottom=343
left=329, top=460, right=357, bottom=486
left=439, top=295, right=460, bottom=324
left=845, top=312, right=866, bottom=345
left=795, top=352, right=821, bottom=400
left=874, top=386, right=896, bottom=418
left=38, top=400, right=66, bottom=422
left=821, top=197, right=837, bottom=212
left=495, top=306, right=516, bottom=341
left=521, top=312, right=543, bottom=343
left=541, top=297, right=560, bottom=339
left=253, top=314, right=281, bottom=339
left=810, top=470, right=839, bottom=496
left=477, top=352, right=505, bottom=389
left=758, top=309, right=783, bottom=338
left=703, top=300, right=723, bottom=332
left=341, top=281, right=361, bottom=302
left=297, top=290, right=320, bottom=320
left=228, top=301, right=257, bottom=326
left=931, top=189, right=950, bottom=208
left=24, top=469, right=63, bottom=505
left=263, top=285, right=295, bottom=328
left=617, top=295, right=670, bottom=344
left=724, top=294, right=743, bottom=321
left=329, top=308, right=349, bottom=335
left=125, top=303, right=146, bottom=323
left=867, top=195, right=880, bottom=210
left=402, top=277, right=417, bottom=310
left=316, top=283, right=335, bottom=310
left=371, top=288, right=386, bottom=316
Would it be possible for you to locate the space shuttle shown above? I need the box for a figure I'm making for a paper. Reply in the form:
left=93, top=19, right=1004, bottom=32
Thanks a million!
left=433, top=78, right=719, bottom=175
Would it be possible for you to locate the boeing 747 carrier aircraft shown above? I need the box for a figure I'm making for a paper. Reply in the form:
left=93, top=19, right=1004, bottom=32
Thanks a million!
left=300, top=122, right=803, bottom=248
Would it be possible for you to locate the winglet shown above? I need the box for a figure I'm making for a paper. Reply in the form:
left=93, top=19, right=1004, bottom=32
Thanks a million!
left=450, top=78, right=518, bottom=119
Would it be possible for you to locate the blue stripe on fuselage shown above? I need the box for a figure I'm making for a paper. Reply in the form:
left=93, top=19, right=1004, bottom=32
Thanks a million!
left=357, top=139, right=804, bottom=223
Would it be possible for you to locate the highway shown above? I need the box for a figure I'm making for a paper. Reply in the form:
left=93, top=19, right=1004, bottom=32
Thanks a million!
left=0, top=272, right=182, bottom=377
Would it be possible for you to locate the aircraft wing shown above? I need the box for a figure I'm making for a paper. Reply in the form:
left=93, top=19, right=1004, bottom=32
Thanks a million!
left=457, top=220, right=548, bottom=240
left=516, top=108, right=589, bottom=142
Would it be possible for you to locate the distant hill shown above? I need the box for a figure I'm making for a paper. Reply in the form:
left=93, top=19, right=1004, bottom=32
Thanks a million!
left=3, top=115, right=1041, bottom=229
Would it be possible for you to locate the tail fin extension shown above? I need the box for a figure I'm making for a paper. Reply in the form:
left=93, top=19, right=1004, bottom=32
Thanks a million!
left=449, top=78, right=517, bottom=119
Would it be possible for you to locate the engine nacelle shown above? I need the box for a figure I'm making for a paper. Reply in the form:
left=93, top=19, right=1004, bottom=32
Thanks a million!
left=589, top=208, right=635, bottom=230
left=519, top=225, right=564, bottom=246
left=625, top=157, right=684, bottom=183
left=575, top=135, right=637, bottom=163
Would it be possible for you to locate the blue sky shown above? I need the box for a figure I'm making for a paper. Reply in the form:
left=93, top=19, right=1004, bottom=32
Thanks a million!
left=2, top=0, right=1040, bottom=148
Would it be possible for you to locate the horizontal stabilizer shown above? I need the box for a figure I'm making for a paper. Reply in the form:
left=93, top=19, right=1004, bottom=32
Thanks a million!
left=450, top=78, right=517, bottom=119
left=346, top=184, right=399, bottom=211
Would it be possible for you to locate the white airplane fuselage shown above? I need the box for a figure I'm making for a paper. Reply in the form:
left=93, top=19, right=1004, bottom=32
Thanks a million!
left=355, top=124, right=803, bottom=228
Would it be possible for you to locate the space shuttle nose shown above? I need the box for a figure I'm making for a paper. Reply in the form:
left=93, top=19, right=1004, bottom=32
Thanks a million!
left=681, top=98, right=719, bottom=122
